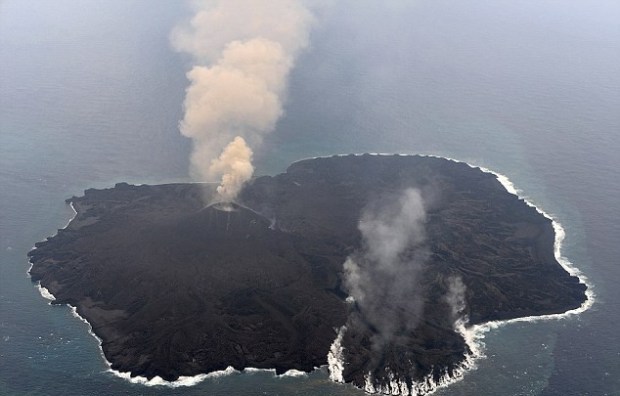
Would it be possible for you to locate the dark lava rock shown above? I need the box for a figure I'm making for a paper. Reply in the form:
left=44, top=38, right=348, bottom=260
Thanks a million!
left=28, top=154, right=587, bottom=391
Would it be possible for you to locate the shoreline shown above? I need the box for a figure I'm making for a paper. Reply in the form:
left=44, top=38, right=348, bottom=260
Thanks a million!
left=29, top=201, right=78, bottom=302
left=35, top=280, right=313, bottom=387
left=29, top=153, right=594, bottom=392
left=315, top=153, right=594, bottom=395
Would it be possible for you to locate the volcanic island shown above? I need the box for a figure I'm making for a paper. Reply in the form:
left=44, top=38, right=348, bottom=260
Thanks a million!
left=29, top=154, right=587, bottom=394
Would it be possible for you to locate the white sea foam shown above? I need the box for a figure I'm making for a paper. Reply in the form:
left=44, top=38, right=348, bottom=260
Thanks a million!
left=279, top=369, right=308, bottom=377
left=242, top=367, right=308, bottom=377
left=105, top=366, right=243, bottom=387
left=28, top=201, right=79, bottom=297
left=65, top=202, right=78, bottom=227
left=104, top=364, right=309, bottom=387
left=36, top=283, right=56, bottom=302
left=243, top=367, right=274, bottom=374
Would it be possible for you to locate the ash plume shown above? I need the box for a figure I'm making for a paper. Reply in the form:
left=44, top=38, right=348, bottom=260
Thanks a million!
left=344, top=188, right=428, bottom=355
left=172, top=0, right=314, bottom=202
left=209, top=136, right=254, bottom=203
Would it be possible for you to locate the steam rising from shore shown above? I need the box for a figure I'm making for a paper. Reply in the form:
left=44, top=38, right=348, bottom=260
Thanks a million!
left=445, top=275, right=467, bottom=322
left=172, top=0, right=313, bottom=202
left=344, top=188, right=428, bottom=354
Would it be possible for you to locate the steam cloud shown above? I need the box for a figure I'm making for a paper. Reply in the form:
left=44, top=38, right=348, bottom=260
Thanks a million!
left=172, top=0, right=314, bottom=202
left=445, top=275, right=467, bottom=325
left=344, top=188, right=428, bottom=353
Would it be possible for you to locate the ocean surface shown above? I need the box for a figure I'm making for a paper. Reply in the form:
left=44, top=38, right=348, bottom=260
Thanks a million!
left=1, top=1, right=619, bottom=395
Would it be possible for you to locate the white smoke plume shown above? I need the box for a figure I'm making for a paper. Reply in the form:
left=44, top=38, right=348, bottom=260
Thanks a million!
left=327, top=325, right=347, bottom=383
left=444, top=275, right=468, bottom=324
left=344, top=188, right=428, bottom=352
left=172, top=0, right=314, bottom=202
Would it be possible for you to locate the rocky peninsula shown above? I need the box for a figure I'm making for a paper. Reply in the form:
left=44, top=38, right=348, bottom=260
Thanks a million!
left=28, top=154, right=587, bottom=394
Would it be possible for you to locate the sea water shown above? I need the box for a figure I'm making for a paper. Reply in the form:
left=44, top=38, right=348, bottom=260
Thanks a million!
left=1, top=1, right=618, bottom=395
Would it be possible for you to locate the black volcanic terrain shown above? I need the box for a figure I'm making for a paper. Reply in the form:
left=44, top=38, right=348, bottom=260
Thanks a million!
left=29, top=155, right=587, bottom=392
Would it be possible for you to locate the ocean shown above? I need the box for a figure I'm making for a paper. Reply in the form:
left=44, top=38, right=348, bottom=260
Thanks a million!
left=1, top=1, right=618, bottom=395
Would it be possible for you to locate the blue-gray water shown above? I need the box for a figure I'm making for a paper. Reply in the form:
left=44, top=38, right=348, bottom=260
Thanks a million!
left=1, top=1, right=618, bottom=395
